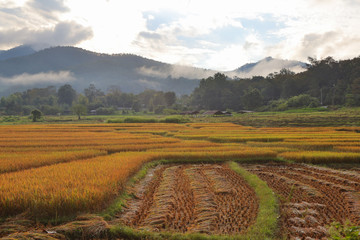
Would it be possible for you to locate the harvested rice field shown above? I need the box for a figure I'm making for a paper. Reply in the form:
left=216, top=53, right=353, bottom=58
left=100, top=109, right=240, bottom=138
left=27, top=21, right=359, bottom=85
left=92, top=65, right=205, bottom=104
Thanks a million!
left=117, top=164, right=258, bottom=235
left=1, top=123, right=360, bottom=239
left=243, top=162, right=360, bottom=239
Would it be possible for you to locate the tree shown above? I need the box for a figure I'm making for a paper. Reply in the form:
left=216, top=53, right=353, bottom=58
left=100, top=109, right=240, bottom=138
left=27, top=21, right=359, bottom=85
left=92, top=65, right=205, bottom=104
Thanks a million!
left=132, top=100, right=141, bottom=112
left=84, top=84, right=104, bottom=103
left=242, top=88, right=263, bottom=110
left=106, top=87, right=122, bottom=107
left=191, top=73, right=230, bottom=110
left=1, top=93, right=23, bottom=115
left=286, top=94, right=319, bottom=108
left=31, top=109, right=42, bottom=122
left=164, top=91, right=176, bottom=107
left=346, top=77, right=360, bottom=106
left=72, top=104, right=87, bottom=120
left=77, top=94, right=89, bottom=106
left=58, top=84, right=76, bottom=106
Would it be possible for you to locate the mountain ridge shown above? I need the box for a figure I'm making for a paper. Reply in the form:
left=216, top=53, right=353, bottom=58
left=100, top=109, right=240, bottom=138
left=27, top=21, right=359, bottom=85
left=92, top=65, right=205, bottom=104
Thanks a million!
left=0, top=46, right=306, bottom=96
left=0, top=45, right=36, bottom=61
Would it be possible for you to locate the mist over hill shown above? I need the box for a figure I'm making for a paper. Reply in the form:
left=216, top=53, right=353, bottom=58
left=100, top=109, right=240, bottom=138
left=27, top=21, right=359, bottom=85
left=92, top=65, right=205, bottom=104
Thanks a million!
left=0, top=46, right=306, bottom=96
left=227, top=57, right=307, bottom=78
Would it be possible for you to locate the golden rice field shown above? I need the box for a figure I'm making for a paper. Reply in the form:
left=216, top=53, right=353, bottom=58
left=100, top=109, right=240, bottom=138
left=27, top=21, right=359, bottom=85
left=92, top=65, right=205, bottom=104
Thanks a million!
left=0, top=123, right=360, bottom=239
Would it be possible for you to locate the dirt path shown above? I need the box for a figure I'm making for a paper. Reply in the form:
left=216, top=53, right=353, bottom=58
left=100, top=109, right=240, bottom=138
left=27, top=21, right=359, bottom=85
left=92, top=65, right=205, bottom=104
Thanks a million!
left=117, top=164, right=258, bottom=235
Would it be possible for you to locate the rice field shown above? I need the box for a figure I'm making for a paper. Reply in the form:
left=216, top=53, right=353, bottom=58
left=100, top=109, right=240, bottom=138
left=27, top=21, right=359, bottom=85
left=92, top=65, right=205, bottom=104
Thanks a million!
left=118, top=164, right=258, bottom=235
left=0, top=123, right=359, bottom=239
left=244, top=162, right=360, bottom=239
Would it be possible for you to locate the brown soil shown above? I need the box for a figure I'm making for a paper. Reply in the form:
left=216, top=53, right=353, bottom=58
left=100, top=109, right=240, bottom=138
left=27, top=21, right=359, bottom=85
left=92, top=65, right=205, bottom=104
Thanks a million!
left=243, top=162, right=360, bottom=240
left=117, top=164, right=258, bottom=235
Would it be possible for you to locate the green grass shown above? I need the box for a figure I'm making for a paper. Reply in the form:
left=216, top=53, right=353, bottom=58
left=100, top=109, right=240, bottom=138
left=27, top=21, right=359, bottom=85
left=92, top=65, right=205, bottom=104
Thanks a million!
left=2, top=107, right=360, bottom=127
left=228, top=161, right=279, bottom=240
left=328, top=221, right=360, bottom=239
left=191, top=107, right=360, bottom=127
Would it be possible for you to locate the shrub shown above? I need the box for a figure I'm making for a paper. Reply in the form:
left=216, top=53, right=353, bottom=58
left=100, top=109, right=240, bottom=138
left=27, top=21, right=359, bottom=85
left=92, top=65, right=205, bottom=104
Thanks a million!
left=286, top=94, right=320, bottom=108
left=124, top=117, right=158, bottom=123
left=41, top=105, right=62, bottom=115
left=96, top=107, right=116, bottom=115
left=162, top=108, right=180, bottom=115
left=160, top=116, right=189, bottom=123
left=31, top=109, right=42, bottom=122
left=107, top=119, right=124, bottom=123
left=154, top=105, right=165, bottom=114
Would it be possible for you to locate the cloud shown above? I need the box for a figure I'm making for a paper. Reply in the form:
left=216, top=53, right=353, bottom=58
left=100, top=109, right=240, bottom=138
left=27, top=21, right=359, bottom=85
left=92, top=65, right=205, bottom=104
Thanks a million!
left=268, top=30, right=360, bottom=62
left=248, top=59, right=305, bottom=76
left=26, top=0, right=69, bottom=20
left=2, top=0, right=360, bottom=70
left=137, top=65, right=214, bottom=79
left=137, top=66, right=168, bottom=78
left=294, top=31, right=360, bottom=60
left=0, top=0, right=93, bottom=50
left=0, top=21, right=93, bottom=47
left=137, top=79, right=161, bottom=89
left=27, top=0, right=69, bottom=13
left=131, top=0, right=360, bottom=69
left=0, top=71, right=75, bottom=85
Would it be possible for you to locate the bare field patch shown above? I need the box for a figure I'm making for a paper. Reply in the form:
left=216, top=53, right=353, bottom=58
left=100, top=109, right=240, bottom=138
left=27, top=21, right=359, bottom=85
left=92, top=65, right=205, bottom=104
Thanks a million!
left=117, top=164, right=258, bottom=235
left=243, top=163, right=360, bottom=239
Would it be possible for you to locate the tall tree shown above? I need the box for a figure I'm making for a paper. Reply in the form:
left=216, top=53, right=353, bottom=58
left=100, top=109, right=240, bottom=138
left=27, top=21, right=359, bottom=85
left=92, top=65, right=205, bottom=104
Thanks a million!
left=72, top=95, right=88, bottom=120
left=84, top=84, right=104, bottom=103
left=164, top=91, right=176, bottom=107
left=242, top=88, right=263, bottom=110
left=57, top=84, right=76, bottom=106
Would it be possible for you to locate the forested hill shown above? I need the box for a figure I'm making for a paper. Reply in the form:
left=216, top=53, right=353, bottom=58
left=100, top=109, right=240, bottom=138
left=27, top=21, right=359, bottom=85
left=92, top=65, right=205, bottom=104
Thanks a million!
left=191, top=56, right=360, bottom=110
left=0, top=46, right=209, bottom=96
left=0, top=46, right=306, bottom=97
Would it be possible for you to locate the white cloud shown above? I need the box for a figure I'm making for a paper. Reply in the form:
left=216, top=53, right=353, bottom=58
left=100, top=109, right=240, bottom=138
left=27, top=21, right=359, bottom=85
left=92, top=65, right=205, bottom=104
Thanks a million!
left=1, top=0, right=360, bottom=70
left=265, top=0, right=360, bottom=62
left=0, top=0, right=92, bottom=49
left=204, top=44, right=251, bottom=71
left=0, top=21, right=93, bottom=47
left=137, top=65, right=214, bottom=79
left=64, top=0, right=147, bottom=54
left=0, top=71, right=75, bottom=85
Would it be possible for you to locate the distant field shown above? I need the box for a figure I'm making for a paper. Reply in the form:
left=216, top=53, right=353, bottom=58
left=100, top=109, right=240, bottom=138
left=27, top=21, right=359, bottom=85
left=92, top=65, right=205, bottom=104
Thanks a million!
left=0, top=122, right=359, bottom=239
left=1, top=107, right=360, bottom=127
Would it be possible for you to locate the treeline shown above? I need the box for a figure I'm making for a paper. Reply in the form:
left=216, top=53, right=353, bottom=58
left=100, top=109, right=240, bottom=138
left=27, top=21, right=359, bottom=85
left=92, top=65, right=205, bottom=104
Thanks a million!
left=191, top=56, right=360, bottom=111
left=1, top=56, right=360, bottom=116
left=0, top=84, right=177, bottom=116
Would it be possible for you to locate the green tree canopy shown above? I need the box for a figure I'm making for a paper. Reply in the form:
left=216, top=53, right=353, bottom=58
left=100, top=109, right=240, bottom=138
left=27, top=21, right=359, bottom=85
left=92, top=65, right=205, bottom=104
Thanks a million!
left=57, top=84, right=76, bottom=106
left=30, top=109, right=42, bottom=122
left=72, top=103, right=87, bottom=120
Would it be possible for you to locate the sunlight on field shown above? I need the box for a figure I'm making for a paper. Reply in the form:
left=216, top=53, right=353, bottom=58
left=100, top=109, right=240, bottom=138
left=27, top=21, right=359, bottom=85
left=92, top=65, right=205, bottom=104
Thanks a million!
left=0, top=123, right=359, bottom=238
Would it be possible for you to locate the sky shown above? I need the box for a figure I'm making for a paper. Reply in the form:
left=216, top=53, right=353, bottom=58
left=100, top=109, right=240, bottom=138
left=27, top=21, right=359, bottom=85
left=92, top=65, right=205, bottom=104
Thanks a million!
left=1, top=0, right=360, bottom=71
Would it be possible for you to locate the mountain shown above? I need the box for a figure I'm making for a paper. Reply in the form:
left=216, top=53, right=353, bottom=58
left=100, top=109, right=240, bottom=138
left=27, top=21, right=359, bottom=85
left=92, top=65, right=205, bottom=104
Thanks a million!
left=0, top=45, right=36, bottom=61
left=228, top=57, right=307, bottom=77
left=0, top=46, right=213, bottom=96
left=0, top=46, right=307, bottom=97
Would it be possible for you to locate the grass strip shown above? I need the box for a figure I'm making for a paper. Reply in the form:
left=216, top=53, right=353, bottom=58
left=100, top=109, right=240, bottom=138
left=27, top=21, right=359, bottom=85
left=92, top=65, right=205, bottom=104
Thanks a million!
left=101, top=161, right=161, bottom=220
left=228, top=161, right=279, bottom=240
